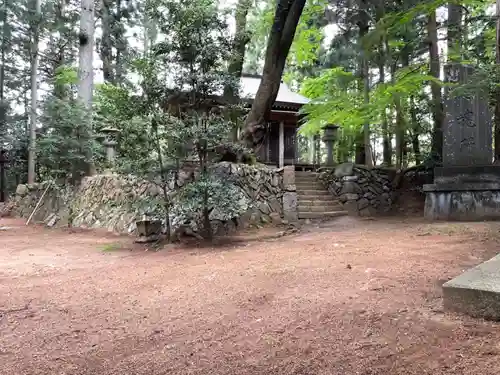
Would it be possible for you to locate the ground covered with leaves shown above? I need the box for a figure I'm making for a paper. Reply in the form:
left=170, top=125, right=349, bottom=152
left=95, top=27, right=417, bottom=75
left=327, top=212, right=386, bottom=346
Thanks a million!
left=1, top=216, right=500, bottom=375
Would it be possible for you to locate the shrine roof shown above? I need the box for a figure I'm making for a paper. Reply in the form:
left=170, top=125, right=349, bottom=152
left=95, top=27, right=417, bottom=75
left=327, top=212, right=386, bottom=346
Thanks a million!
left=239, top=74, right=310, bottom=109
left=163, top=73, right=310, bottom=113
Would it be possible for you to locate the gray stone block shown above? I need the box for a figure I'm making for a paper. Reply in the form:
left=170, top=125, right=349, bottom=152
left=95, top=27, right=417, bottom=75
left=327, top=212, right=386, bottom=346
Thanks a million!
left=283, top=191, right=298, bottom=222
left=283, top=166, right=295, bottom=187
left=343, top=200, right=358, bottom=215
left=340, top=181, right=362, bottom=194
left=334, top=163, right=354, bottom=178
left=434, top=166, right=500, bottom=184
left=15, top=184, right=28, bottom=196
left=424, top=187, right=500, bottom=221
left=443, top=253, right=500, bottom=320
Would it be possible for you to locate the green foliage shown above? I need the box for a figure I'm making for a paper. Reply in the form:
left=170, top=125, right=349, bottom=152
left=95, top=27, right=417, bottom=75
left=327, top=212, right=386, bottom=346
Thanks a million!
left=93, top=0, right=248, bottom=240
left=369, top=65, right=441, bottom=112
left=287, top=0, right=326, bottom=68
left=38, top=97, right=100, bottom=182
left=299, top=63, right=441, bottom=161
left=299, top=68, right=363, bottom=136
left=100, top=242, right=123, bottom=252
left=173, top=174, right=249, bottom=225
left=93, top=83, right=156, bottom=173
left=2, top=114, right=28, bottom=192
left=245, top=0, right=325, bottom=75
left=54, top=65, right=79, bottom=87
left=148, top=0, right=232, bottom=92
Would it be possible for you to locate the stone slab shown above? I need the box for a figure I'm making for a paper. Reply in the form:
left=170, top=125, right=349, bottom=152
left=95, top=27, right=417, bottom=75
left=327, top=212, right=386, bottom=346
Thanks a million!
left=434, top=166, right=500, bottom=184
left=282, top=191, right=298, bottom=222
left=282, top=166, right=295, bottom=187
left=443, top=253, right=500, bottom=320
left=424, top=190, right=500, bottom=220
left=423, top=182, right=500, bottom=192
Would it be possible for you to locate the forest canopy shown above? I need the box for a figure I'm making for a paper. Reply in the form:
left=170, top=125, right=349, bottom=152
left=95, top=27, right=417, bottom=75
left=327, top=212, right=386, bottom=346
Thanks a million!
left=1, top=0, right=499, bottom=187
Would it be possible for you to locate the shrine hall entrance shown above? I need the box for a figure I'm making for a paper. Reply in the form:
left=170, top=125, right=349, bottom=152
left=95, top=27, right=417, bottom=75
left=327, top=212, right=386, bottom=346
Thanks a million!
left=262, top=121, right=297, bottom=167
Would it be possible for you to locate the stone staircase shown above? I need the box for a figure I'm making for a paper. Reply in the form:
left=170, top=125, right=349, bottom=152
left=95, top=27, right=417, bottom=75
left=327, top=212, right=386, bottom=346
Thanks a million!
left=295, top=171, right=348, bottom=220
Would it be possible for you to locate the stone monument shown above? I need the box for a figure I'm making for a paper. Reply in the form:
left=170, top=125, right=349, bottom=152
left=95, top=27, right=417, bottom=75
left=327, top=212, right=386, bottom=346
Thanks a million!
left=423, top=64, right=498, bottom=220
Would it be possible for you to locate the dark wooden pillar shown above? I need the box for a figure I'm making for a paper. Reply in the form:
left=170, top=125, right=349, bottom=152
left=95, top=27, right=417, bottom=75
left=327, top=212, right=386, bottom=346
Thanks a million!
left=0, top=149, right=8, bottom=202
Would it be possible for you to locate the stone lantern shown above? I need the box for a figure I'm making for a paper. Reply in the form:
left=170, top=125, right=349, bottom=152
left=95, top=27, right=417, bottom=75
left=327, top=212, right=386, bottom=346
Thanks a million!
left=321, top=124, right=339, bottom=166
left=100, top=127, right=120, bottom=173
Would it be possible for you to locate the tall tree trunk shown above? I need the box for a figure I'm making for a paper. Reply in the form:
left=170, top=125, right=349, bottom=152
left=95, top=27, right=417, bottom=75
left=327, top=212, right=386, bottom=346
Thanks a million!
left=225, top=0, right=251, bottom=99
left=225, top=0, right=252, bottom=141
left=143, top=14, right=149, bottom=55
left=428, top=10, right=444, bottom=162
left=54, top=0, right=67, bottom=99
left=397, top=49, right=412, bottom=168
left=242, top=0, right=306, bottom=149
left=0, top=0, right=8, bottom=136
left=28, top=0, right=41, bottom=184
left=142, top=6, right=157, bottom=56
left=115, top=0, right=124, bottom=84
left=376, top=0, right=391, bottom=166
left=385, top=38, right=405, bottom=169
left=379, top=61, right=392, bottom=166
left=409, top=96, right=421, bottom=165
left=495, top=0, right=500, bottom=161
left=447, top=2, right=462, bottom=63
left=394, top=96, right=405, bottom=169
left=354, top=60, right=365, bottom=164
left=78, top=0, right=96, bottom=176
left=358, top=0, right=372, bottom=166
left=355, top=133, right=365, bottom=164
left=100, top=0, right=114, bottom=83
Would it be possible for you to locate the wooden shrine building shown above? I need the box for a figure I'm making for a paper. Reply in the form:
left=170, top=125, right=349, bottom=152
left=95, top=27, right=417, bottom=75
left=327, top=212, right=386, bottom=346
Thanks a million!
left=164, top=73, right=312, bottom=168
left=238, top=74, right=310, bottom=168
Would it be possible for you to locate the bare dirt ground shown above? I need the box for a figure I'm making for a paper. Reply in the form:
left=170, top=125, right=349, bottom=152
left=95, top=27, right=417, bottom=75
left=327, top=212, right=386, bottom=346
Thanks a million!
left=2, top=216, right=500, bottom=375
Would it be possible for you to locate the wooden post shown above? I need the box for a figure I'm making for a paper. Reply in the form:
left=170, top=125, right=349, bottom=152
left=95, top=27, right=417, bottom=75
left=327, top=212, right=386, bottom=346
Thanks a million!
left=265, top=127, right=270, bottom=163
left=0, top=150, right=6, bottom=202
left=279, top=121, right=284, bottom=168
left=293, top=127, right=297, bottom=164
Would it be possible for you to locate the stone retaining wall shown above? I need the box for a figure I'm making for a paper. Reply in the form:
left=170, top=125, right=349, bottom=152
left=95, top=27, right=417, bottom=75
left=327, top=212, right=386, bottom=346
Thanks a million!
left=9, top=162, right=295, bottom=235
left=319, top=163, right=395, bottom=216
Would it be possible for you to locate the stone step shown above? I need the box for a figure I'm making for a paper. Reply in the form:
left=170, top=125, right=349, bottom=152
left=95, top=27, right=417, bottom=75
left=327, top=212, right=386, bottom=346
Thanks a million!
left=298, top=196, right=336, bottom=202
left=298, top=204, right=344, bottom=213
left=295, top=178, right=321, bottom=183
left=298, top=211, right=348, bottom=219
left=297, top=189, right=330, bottom=196
left=296, top=176, right=319, bottom=179
left=295, top=184, right=325, bottom=190
left=298, top=199, right=341, bottom=207
left=295, top=183, right=322, bottom=188
left=296, top=176, right=321, bottom=180
left=295, top=172, right=319, bottom=177
left=295, top=176, right=321, bottom=180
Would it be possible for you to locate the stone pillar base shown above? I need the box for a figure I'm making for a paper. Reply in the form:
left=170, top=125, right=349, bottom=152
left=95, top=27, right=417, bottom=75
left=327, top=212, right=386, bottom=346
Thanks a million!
left=424, top=182, right=500, bottom=221
left=424, top=166, right=500, bottom=221
left=282, top=166, right=298, bottom=223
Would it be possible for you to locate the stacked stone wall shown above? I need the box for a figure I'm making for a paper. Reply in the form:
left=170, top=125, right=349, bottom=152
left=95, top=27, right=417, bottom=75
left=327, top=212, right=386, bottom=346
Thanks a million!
left=319, top=163, right=395, bottom=216
left=8, top=162, right=295, bottom=235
